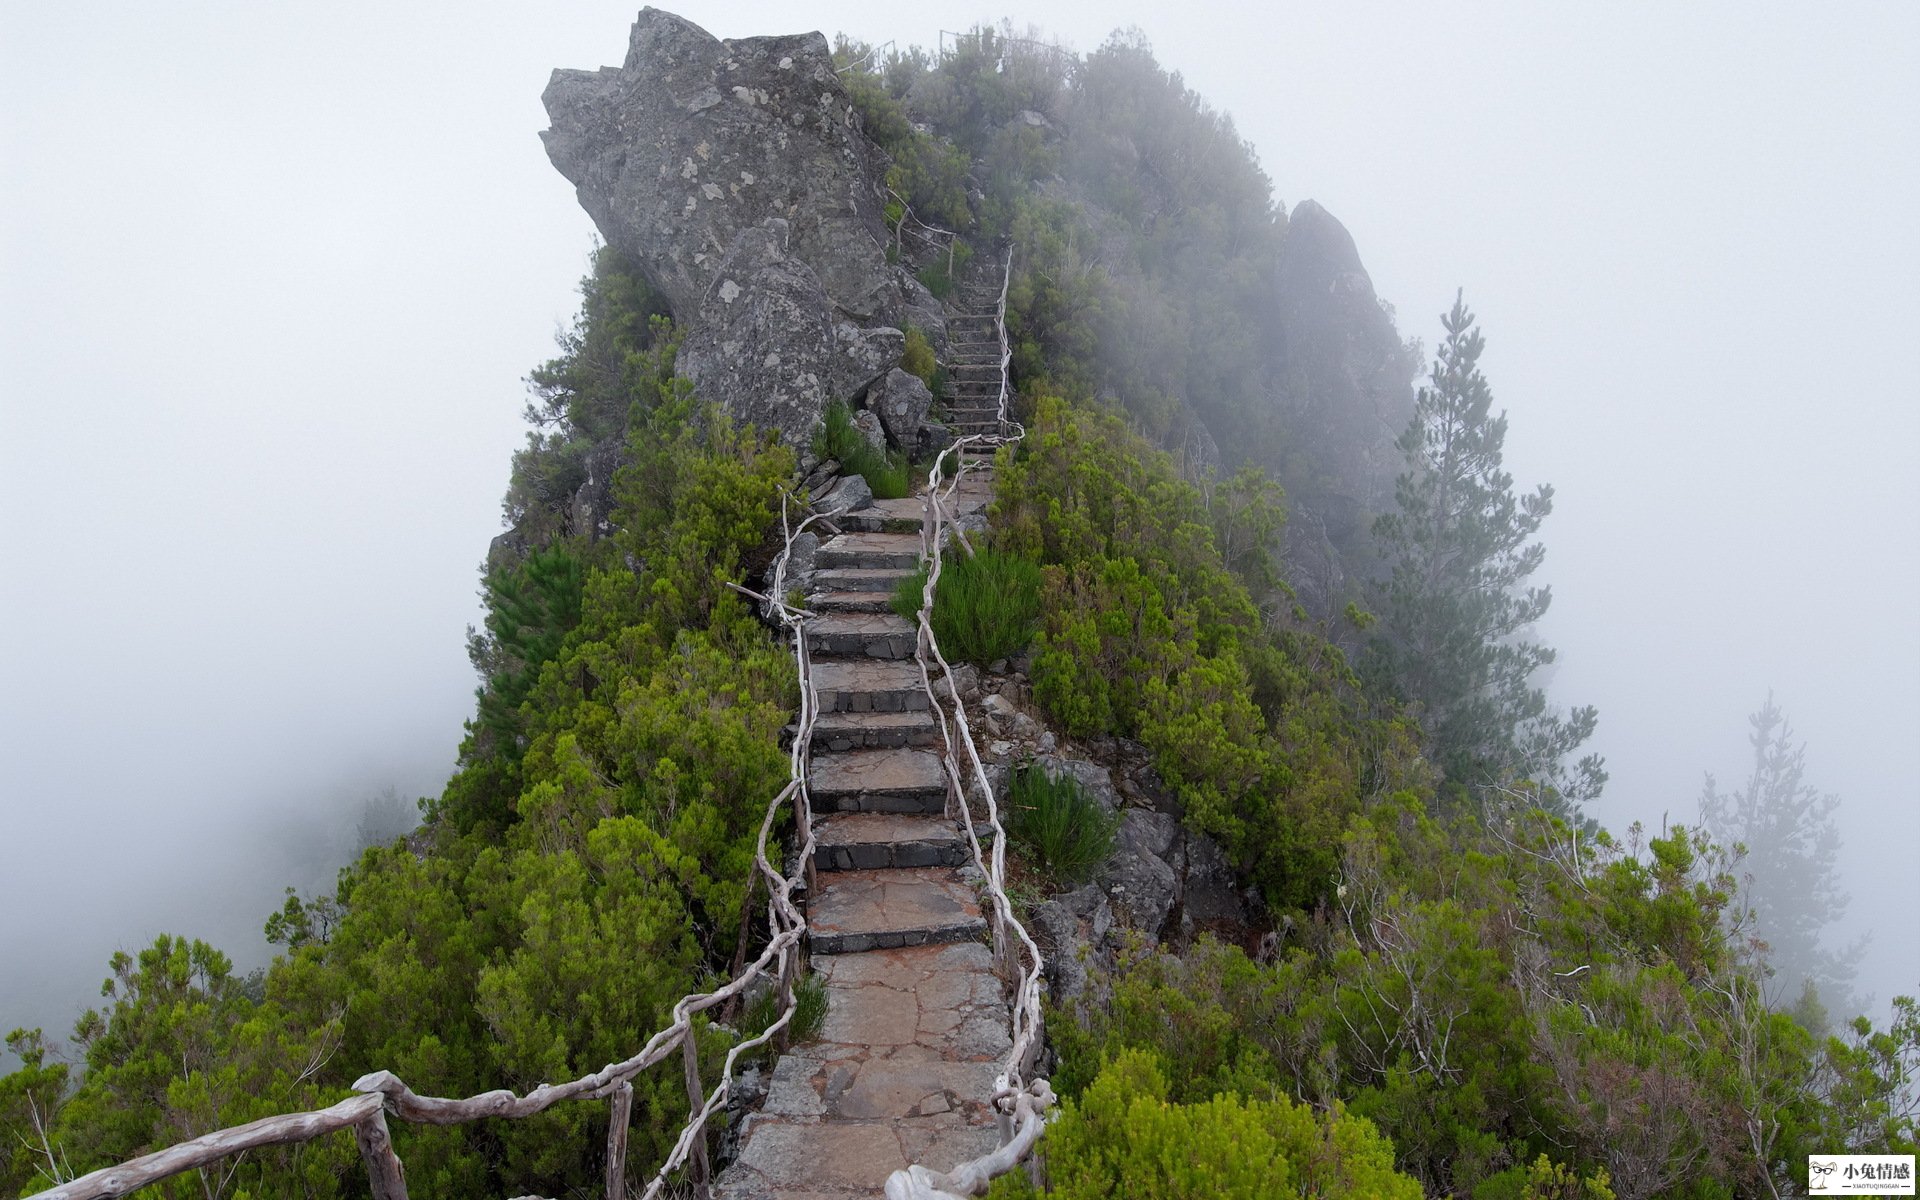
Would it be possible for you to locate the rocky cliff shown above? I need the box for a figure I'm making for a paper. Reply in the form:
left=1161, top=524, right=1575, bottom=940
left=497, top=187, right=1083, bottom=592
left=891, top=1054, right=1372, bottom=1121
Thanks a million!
left=541, top=8, right=944, bottom=449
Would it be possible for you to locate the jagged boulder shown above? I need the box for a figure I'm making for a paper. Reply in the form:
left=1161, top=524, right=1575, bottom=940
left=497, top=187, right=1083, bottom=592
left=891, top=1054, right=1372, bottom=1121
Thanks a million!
left=1178, top=829, right=1250, bottom=932
left=811, top=473, right=871, bottom=518
left=542, top=8, right=945, bottom=447
left=867, top=367, right=934, bottom=451
left=543, top=8, right=896, bottom=319
left=1030, top=884, right=1114, bottom=1006
left=1031, top=755, right=1121, bottom=815
left=569, top=439, right=624, bottom=542
left=850, top=408, right=887, bottom=457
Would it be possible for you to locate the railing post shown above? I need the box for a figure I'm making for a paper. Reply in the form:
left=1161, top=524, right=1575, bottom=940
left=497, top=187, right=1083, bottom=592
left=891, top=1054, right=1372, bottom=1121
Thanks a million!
left=353, top=1107, right=408, bottom=1200
left=681, top=1031, right=710, bottom=1189
left=605, top=1080, right=633, bottom=1200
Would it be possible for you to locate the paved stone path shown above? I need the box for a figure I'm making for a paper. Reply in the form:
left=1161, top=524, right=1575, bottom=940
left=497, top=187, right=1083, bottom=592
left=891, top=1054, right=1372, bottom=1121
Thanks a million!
left=715, top=280, right=1012, bottom=1199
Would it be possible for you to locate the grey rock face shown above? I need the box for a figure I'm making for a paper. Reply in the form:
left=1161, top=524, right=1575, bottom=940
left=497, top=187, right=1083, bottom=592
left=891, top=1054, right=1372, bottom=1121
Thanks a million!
left=1180, top=830, right=1249, bottom=928
left=1030, top=884, right=1114, bottom=1006
left=1272, top=199, right=1420, bottom=618
left=1106, top=846, right=1179, bottom=941
left=800, top=457, right=839, bottom=497
left=677, top=218, right=899, bottom=448
left=1117, top=808, right=1182, bottom=863
left=869, top=367, right=934, bottom=450
left=570, top=439, right=624, bottom=542
left=834, top=321, right=904, bottom=398
left=541, top=10, right=947, bottom=449
left=542, top=9, right=896, bottom=321
left=916, top=418, right=953, bottom=458
left=765, top=530, right=818, bottom=611
left=812, top=473, right=872, bottom=518
left=851, top=408, right=887, bottom=457
left=1032, top=755, right=1121, bottom=815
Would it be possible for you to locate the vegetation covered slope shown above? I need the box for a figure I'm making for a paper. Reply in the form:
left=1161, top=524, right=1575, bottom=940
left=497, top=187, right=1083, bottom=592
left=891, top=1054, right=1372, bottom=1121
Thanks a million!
left=3, top=22, right=1913, bottom=1200
left=4, top=256, right=801, bottom=1199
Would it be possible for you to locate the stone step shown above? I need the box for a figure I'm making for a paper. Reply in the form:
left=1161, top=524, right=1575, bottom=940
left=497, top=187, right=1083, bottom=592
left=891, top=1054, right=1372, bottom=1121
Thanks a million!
left=716, top=1118, right=999, bottom=1200
left=712, top=942, right=1010, bottom=1199
left=759, top=1051, right=1001, bottom=1124
left=812, top=566, right=914, bottom=593
left=834, top=496, right=927, bottom=534
left=817, top=532, right=923, bottom=571
left=808, top=867, right=986, bottom=953
left=808, top=709, right=941, bottom=751
left=807, top=611, right=917, bottom=660
left=809, top=589, right=896, bottom=614
left=814, top=812, right=966, bottom=871
left=809, top=746, right=947, bottom=813
left=812, top=659, right=929, bottom=713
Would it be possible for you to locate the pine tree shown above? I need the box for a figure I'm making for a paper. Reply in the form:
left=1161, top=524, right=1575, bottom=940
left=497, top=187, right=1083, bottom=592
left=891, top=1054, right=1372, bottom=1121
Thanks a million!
left=1370, top=291, right=1602, bottom=804
left=1701, top=695, right=1864, bottom=1017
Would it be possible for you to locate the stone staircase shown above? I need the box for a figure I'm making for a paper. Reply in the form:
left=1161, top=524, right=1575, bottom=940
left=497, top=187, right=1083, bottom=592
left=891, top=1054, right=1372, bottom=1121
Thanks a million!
left=714, top=283, right=1013, bottom=1198
left=940, top=279, right=1011, bottom=440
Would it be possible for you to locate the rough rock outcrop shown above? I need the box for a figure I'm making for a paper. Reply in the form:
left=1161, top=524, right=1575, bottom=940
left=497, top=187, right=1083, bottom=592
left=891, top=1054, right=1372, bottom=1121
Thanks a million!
left=867, top=367, right=934, bottom=451
left=850, top=408, right=887, bottom=457
left=1030, top=885, right=1114, bottom=1006
left=544, top=8, right=894, bottom=318
left=542, top=9, right=944, bottom=446
left=812, top=473, right=872, bottom=519
left=675, top=219, right=899, bottom=446
left=569, top=440, right=624, bottom=542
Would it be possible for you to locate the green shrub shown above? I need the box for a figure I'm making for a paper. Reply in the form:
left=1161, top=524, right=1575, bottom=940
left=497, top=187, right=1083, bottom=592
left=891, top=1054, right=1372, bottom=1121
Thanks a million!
left=1003, top=764, right=1118, bottom=885
left=889, top=546, right=1042, bottom=665
left=814, top=399, right=911, bottom=500
left=987, top=1048, right=1421, bottom=1200
left=902, top=326, right=938, bottom=388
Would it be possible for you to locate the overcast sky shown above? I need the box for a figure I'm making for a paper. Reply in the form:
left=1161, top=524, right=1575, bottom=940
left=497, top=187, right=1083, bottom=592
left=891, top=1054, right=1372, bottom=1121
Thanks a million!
left=4, top=1, right=1915, bottom=1051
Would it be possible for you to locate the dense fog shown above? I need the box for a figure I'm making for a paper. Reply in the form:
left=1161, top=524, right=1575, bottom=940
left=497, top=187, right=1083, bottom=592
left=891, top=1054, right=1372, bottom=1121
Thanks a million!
left=3, top=0, right=1914, bottom=1065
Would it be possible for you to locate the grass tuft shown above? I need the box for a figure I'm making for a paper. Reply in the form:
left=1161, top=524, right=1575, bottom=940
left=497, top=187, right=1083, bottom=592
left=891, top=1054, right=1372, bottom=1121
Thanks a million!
left=889, top=546, right=1042, bottom=665
left=815, top=399, right=910, bottom=499
left=738, top=971, right=828, bottom=1060
left=1004, top=765, right=1120, bottom=886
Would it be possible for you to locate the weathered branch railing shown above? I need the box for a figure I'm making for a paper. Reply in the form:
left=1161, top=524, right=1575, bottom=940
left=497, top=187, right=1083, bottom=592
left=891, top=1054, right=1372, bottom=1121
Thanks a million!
left=885, top=186, right=959, bottom=278
left=25, top=500, right=830, bottom=1200
left=834, top=39, right=895, bottom=76
left=888, top=246, right=1054, bottom=1200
